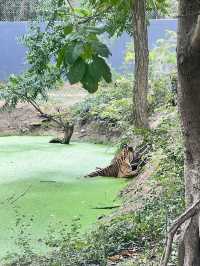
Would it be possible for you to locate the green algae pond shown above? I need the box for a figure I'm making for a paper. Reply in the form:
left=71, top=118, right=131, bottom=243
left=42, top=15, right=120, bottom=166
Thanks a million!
left=0, top=136, right=127, bottom=260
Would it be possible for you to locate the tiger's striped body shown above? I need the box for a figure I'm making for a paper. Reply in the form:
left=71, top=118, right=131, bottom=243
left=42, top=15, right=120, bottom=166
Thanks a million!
left=86, top=145, right=138, bottom=178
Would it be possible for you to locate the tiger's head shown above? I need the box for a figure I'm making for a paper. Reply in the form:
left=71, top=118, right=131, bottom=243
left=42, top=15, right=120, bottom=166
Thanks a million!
left=122, top=144, right=134, bottom=162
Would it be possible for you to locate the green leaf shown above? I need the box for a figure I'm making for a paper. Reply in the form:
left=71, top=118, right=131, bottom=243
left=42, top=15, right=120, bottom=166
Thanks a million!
left=64, top=24, right=73, bottom=35
left=81, top=73, right=98, bottom=93
left=67, top=58, right=86, bottom=84
left=86, top=26, right=106, bottom=35
left=64, top=44, right=75, bottom=65
left=74, top=7, right=92, bottom=17
left=88, top=61, right=102, bottom=83
left=94, top=57, right=112, bottom=83
left=91, top=41, right=111, bottom=58
left=82, top=44, right=93, bottom=60
left=57, top=47, right=65, bottom=68
left=72, top=43, right=84, bottom=62
left=58, top=0, right=64, bottom=6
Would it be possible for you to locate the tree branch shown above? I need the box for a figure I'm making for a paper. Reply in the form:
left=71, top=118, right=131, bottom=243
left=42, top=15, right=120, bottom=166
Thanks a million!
left=65, top=0, right=74, bottom=12
left=77, top=6, right=112, bottom=25
left=28, top=99, right=63, bottom=127
left=57, top=108, right=65, bottom=127
left=28, top=99, right=44, bottom=116
left=160, top=199, right=200, bottom=266
left=191, top=15, right=200, bottom=51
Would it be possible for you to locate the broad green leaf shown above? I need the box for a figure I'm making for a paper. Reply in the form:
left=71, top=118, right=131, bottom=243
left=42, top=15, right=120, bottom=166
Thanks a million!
left=58, top=0, right=64, bottom=6
left=81, top=73, right=98, bottom=93
left=94, top=57, right=112, bottom=83
left=86, top=26, right=106, bottom=35
left=57, top=47, right=65, bottom=68
left=67, top=58, right=86, bottom=84
left=88, top=60, right=102, bottom=82
left=91, top=41, right=111, bottom=58
left=74, top=7, right=92, bottom=17
left=87, top=33, right=98, bottom=42
left=72, top=43, right=84, bottom=62
left=64, top=24, right=73, bottom=35
left=64, top=44, right=75, bottom=65
left=82, top=44, right=93, bottom=60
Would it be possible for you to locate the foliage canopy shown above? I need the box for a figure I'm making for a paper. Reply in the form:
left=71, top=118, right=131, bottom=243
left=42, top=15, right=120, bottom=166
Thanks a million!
left=19, top=0, right=169, bottom=94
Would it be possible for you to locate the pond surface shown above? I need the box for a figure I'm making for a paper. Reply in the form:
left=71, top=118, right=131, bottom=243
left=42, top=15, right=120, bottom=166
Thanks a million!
left=0, top=136, right=126, bottom=259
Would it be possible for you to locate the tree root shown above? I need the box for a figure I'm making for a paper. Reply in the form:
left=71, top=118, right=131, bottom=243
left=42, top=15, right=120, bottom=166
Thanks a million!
left=160, top=199, right=200, bottom=266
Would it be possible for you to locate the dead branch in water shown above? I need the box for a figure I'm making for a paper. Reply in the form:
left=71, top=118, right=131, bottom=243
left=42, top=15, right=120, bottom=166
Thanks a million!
left=10, top=185, right=32, bottom=205
left=40, top=180, right=57, bottom=183
left=91, top=205, right=120, bottom=210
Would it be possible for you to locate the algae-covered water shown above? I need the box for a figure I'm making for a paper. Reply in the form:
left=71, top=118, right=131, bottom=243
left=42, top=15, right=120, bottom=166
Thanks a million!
left=0, top=136, right=126, bottom=259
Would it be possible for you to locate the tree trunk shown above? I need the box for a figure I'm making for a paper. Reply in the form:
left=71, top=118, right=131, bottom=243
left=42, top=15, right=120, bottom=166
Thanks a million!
left=62, top=124, right=74, bottom=144
left=177, top=1, right=200, bottom=264
left=132, top=0, right=149, bottom=128
left=19, top=0, right=28, bottom=21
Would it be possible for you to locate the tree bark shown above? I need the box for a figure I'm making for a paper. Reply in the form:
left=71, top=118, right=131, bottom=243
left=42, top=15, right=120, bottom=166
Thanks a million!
left=133, top=0, right=149, bottom=128
left=177, top=0, right=200, bottom=264
left=62, top=124, right=74, bottom=144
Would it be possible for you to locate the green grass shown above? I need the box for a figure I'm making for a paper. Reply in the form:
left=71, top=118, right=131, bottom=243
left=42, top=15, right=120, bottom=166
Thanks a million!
left=0, top=136, right=126, bottom=259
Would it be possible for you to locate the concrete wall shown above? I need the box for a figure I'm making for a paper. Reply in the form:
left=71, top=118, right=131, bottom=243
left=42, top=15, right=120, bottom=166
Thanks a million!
left=0, top=22, right=29, bottom=80
left=0, top=19, right=177, bottom=80
left=109, top=19, right=177, bottom=73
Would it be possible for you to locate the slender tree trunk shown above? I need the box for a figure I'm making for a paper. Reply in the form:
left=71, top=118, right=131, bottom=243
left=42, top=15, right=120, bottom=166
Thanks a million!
left=19, top=0, right=28, bottom=21
left=177, top=1, right=200, bottom=264
left=133, top=0, right=149, bottom=128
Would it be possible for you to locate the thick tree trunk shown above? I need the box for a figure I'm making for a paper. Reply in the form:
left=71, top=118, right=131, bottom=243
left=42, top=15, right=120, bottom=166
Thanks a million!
left=62, top=124, right=74, bottom=144
left=177, top=1, right=200, bottom=264
left=133, top=0, right=149, bottom=128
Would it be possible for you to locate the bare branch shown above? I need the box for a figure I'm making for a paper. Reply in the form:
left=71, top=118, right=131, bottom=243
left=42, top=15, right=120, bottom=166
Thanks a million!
left=160, top=199, right=200, bottom=266
left=65, top=0, right=74, bottom=12
left=28, top=99, right=63, bottom=127
left=191, top=15, right=200, bottom=51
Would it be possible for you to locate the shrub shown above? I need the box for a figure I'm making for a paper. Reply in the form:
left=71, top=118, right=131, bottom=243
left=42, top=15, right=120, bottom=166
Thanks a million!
left=72, top=77, right=133, bottom=128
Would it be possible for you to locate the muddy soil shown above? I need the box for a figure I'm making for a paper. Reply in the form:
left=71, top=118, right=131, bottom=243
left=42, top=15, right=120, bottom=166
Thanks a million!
left=0, top=84, right=87, bottom=136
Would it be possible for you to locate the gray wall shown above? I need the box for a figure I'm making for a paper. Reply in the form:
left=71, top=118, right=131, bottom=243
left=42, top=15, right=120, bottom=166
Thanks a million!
left=0, top=19, right=177, bottom=80
left=0, top=22, right=28, bottom=80
left=109, top=19, right=177, bottom=73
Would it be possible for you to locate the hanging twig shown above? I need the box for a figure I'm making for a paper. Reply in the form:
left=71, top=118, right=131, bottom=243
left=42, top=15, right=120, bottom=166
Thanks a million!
left=160, top=199, right=200, bottom=266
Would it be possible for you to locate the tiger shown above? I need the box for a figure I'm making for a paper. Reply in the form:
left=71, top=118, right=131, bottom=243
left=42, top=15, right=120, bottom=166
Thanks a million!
left=85, top=144, right=138, bottom=178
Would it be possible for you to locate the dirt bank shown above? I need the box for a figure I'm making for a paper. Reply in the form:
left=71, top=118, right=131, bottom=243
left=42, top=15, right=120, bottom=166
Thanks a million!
left=0, top=84, right=87, bottom=136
